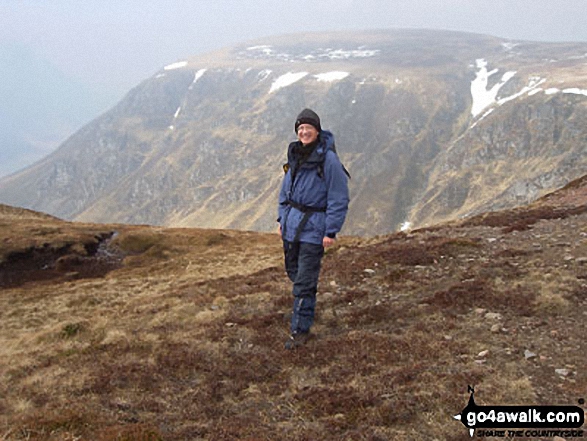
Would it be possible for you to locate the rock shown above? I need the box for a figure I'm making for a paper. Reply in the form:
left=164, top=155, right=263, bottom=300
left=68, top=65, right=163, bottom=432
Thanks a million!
left=364, top=269, right=376, bottom=275
left=322, top=291, right=333, bottom=297
left=564, top=255, right=574, bottom=261
left=555, top=368, right=571, bottom=377
left=576, top=257, right=587, bottom=265
left=485, top=312, right=502, bottom=320
left=490, top=324, right=501, bottom=333
left=475, top=308, right=487, bottom=315
left=477, top=350, right=489, bottom=358
left=524, top=350, right=537, bottom=360
left=330, top=280, right=338, bottom=287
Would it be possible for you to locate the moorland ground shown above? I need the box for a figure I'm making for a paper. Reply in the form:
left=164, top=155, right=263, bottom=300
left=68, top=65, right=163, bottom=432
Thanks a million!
left=0, top=177, right=586, bottom=440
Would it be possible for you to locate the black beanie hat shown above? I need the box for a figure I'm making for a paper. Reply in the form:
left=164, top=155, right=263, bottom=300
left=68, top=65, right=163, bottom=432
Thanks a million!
left=295, top=108, right=321, bottom=133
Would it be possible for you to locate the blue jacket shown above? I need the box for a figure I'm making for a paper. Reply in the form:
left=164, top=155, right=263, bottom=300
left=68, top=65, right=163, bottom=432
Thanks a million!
left=278, top=130, right=350, bottom=245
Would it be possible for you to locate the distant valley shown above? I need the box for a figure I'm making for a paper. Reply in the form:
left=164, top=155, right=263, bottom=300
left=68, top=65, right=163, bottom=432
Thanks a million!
left=0, top=44, right=117, bottom=178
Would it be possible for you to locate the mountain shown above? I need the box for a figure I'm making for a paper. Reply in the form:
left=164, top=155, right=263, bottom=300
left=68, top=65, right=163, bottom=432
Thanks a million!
left=0, top=30, right=586, bottom=234
left=1, top=174, right=586, bottom=438
left=0, top=44, right=115, bottom=178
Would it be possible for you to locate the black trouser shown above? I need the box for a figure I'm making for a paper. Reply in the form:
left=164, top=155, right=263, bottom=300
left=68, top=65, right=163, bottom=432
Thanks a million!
left=283, top=240, right=324, bottom=334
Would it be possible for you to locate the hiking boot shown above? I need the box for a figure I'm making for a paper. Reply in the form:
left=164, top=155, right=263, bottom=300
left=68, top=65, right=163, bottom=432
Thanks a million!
left=284, top=332, right=311, bottom=350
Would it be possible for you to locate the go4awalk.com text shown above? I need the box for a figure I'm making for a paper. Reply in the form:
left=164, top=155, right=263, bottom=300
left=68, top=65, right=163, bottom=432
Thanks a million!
left=454, top=386, right=585, bottom=438
left=476, top=429, right=584, bottom=438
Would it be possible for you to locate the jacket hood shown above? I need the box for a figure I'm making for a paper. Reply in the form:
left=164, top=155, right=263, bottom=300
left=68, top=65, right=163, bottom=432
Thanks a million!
left=290, top=130, right=335, bottom=165
left=308, top=130, right=334, bottom=162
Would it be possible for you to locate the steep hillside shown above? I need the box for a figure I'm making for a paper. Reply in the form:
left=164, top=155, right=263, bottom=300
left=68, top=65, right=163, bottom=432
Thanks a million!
left=0, top=176, right=586, bottom=439
left=0, top=30, right=586, bottom=235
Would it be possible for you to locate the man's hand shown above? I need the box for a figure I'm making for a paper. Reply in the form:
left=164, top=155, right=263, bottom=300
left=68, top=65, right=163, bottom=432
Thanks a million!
left=277, top=224, right=282, bottom=238
left=323, top=236, right=336, bottom=248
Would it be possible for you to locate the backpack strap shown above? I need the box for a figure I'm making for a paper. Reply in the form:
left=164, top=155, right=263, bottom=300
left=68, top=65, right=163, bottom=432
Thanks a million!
left=341, top=164, right=351, bottom=179
left=285, top=200, right=327, bottom=243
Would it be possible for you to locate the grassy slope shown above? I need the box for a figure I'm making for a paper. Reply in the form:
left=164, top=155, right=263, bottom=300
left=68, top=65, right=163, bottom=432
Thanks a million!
left=0, top=174, right=586, bottom=440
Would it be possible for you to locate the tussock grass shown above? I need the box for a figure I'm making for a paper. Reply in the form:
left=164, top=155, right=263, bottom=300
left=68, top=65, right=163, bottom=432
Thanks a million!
left=1, top=201, right=586, bottom=439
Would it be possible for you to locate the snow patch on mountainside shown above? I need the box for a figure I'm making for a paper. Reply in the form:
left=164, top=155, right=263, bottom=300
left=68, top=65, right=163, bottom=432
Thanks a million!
left=400, top=221, right=412, bottom=232
left=247, top=45, right=272, bottom=54
left=322, top=48, right=380, bottom=60
left=497, top=76, right=546, bottom=106
left=188, top=69, right=207, bottom=91
left=470, top=59, right=517, bottom=117
left=258, top=70, right=272, bottom=81
left=314, top=72, right=350, bottom=82
left=269, top=72, right=308, bottom=93
left=469, top=67, right=587, bottom=130
left=470, top=74, right=550, bottom=128
left=164, top=61, right=188, bottom=71
left=241, top=45, right=380, bottom=62
left=193, top=69, right=207, bottom=83
left=502, top=42, right=520, bottom=52
left=563, top=88, right=587, bottom=97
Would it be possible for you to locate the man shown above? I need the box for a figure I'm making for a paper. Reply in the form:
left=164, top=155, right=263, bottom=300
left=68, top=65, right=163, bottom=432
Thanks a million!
left=277, top=108, right=350, bottom=349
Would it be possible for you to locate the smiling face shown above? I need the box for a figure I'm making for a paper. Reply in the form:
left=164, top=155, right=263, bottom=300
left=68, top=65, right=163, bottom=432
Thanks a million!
left=297, top=124, right=319, bottom=145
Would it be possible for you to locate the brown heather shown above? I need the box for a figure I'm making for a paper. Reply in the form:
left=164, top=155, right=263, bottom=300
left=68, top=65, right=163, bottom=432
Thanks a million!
left=0, top=176, right=586, bottom=440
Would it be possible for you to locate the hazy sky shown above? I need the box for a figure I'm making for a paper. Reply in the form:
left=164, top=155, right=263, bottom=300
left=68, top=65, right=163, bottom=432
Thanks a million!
left=1, top=0, right=587, bottom=97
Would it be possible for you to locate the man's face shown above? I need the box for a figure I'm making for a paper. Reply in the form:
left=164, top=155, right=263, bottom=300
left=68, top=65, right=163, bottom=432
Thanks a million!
left=297, top=124, right=319, bottom=145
